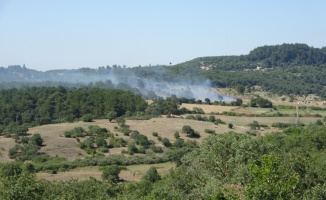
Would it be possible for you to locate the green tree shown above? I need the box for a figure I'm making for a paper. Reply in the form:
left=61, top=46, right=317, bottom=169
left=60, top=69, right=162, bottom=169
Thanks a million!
left=107, top=111, right=117, bottom=122
left=174, top=131, right=180, bottom=139
left=101, top=165, right=125, bottom=184
left=246, top=154, right=299, bottom=200
left=142, top=167, right=161, bottom=183
left=115, top=117, right=126, bottom=127
left=81, top=114, right=93, bottom=122
left=182, top=125, right=194, bottom=137
left=29, top=133, right=43, bottom=146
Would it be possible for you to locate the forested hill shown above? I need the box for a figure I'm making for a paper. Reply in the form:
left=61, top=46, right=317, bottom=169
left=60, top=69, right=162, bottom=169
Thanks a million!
left=2, top=43, right=326, bottom=97
left=168, top=43, right=326, bottom=97
left=174, top=43, right=326, bottom=71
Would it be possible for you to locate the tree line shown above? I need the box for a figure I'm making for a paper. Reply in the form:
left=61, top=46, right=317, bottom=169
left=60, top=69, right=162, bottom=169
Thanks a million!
left=0, top=86, right=147, bottom=135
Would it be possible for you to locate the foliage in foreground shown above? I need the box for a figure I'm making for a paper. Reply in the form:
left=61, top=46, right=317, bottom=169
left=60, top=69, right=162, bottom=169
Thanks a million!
left=2, top=125, right=326, bottom=199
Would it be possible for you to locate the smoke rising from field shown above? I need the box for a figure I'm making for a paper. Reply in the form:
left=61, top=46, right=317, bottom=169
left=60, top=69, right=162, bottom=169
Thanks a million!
left=1, top=65, right=235, bottom=102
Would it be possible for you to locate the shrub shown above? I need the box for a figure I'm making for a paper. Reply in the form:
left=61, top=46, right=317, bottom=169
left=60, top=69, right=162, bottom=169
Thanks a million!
left=209, top=115, right=216, bottom=122
left=64, top=131, right=73, bottom=138
left=152, top=132, right=159, bottom=137
left=174, top=131, right=180, bottom=139
left=130, top=131, right=140, bottom=139
left=215, top=118, right=226, bottom=125
left=161, top=137, right=171, bottom=147
left=138, top=146, right=146, bottom=154
left=119, top=127, right=131, bottom=136
left=272, top=122, right=292, bottom=128
left=228, top=123, right=233, bottom=129
left=127, top=142, right=138, bottom=155
left=150, top=145, right=163, bottom=153
left=81, top=114, right=93, bottom=122
left=101, top=165, right=125, bottom=183
left=135, top=134, right=151, bottom=147
left=108, top=138, right=127, bottom=148
left=98, top=147, right=109, bottom=153
left=191, top=131, right=201, bottom=138
left=142, top=167, right=161, bottom=183
left=95, top=137, right=107, bottom=148
left=29, top=133, right=43, bottom=146
left=186, top=115, right=195, bottom=120
left=205, top=129, right=216, bottom=134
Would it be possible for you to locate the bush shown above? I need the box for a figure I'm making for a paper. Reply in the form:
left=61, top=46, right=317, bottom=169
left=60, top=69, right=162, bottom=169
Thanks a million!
left=174, top=131, right=180, bottom=139
left=228, top=123, right=233, bottom=129
left=272, top=122, right=292, bottom=128
left=29, top=133, right=43, bottom=146
left=152, top=132, right=159, bottom=137
left=138, top=146, right=146, bottom=154
left=191, top=131, right=201, bottom=138
left=101, top=165, right=125, bottom=183
left=119, top=127, right=131, bottom=136
left=205, top=129, right=216, bottom=134
left=127, top=142, right=138, bottom=155
left=142, top=167, right=161, bottom=183
left=98, top=147, right=109, bottom=153
left=209, top=115, right=216, bottom=122
left=186, top=115, right=195, bottom=120
left=87, top=125, right=107, bottom=136
left=64, top=131, right=73, bottom=138
left=135, top=134, right=151, bottom=147
left=108, top=138, right=127, bottom=148
left=161, top=137, right=171, bottom=147
left=81, top=114, right=93, bottom=122
left=150, top=145, right=163, bottom=153
left=222, top=111, right=237, bottom=116
left=130, top=131, right=140, bottom=139
left=215, top=118, right=226, bottom=125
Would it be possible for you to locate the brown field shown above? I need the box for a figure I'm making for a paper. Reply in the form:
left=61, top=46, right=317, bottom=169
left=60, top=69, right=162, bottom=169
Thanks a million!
left=3, top=97, right=320, bottom=182
left=181, top=103, right=238, bottom=113
left=37, top=162, right=175, bottom=182
left=28, top=118, right=250, bottom=161
left=0, top=117, right=250, bottom=163
left=0, top=137, right=16, bottom=162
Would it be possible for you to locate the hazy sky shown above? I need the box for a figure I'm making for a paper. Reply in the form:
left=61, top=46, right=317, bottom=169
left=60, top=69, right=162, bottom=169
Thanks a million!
left=1, top=0, right=325, bottom=71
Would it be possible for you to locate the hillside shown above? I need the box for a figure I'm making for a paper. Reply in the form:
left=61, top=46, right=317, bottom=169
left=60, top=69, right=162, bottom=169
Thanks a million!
left=1, top=43, right=326, bottom=98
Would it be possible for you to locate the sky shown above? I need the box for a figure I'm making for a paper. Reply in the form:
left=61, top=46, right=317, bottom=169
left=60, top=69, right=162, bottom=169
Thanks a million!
left=0, top=0, right=325, bottom=71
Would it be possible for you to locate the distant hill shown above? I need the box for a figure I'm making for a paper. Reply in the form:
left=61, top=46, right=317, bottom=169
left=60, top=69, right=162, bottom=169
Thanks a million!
left=173, top=43, right=326, bottom=71
left=1, top=43, right=326, bottom=97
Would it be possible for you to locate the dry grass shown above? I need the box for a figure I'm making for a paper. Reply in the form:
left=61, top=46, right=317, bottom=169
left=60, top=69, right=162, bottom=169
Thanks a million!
left=181, top=103, right=238, bottom=114
left=2, top=117, right=249, bottom=162
left=28, top=120, right=132, bottom=160
left=126, top=118, right=249, bottom=144
left=0, top=137, right=15, bottom=163
left=214, top=115, right=319, bottom=127
left=37, top=162, right=175, bottom=182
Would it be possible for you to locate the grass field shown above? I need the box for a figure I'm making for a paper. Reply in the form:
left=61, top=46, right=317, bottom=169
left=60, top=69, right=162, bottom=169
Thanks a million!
left=37, top=162, right=175, bottom=182
left=215, top=115, right=319, bottom=127
left=0, top=116, right=250, bottom=164
left=2, top=97, right=323, bottom=183
left=181, top=103, right=238, bottom=113
left=0, top=137, right=16, bottom=163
